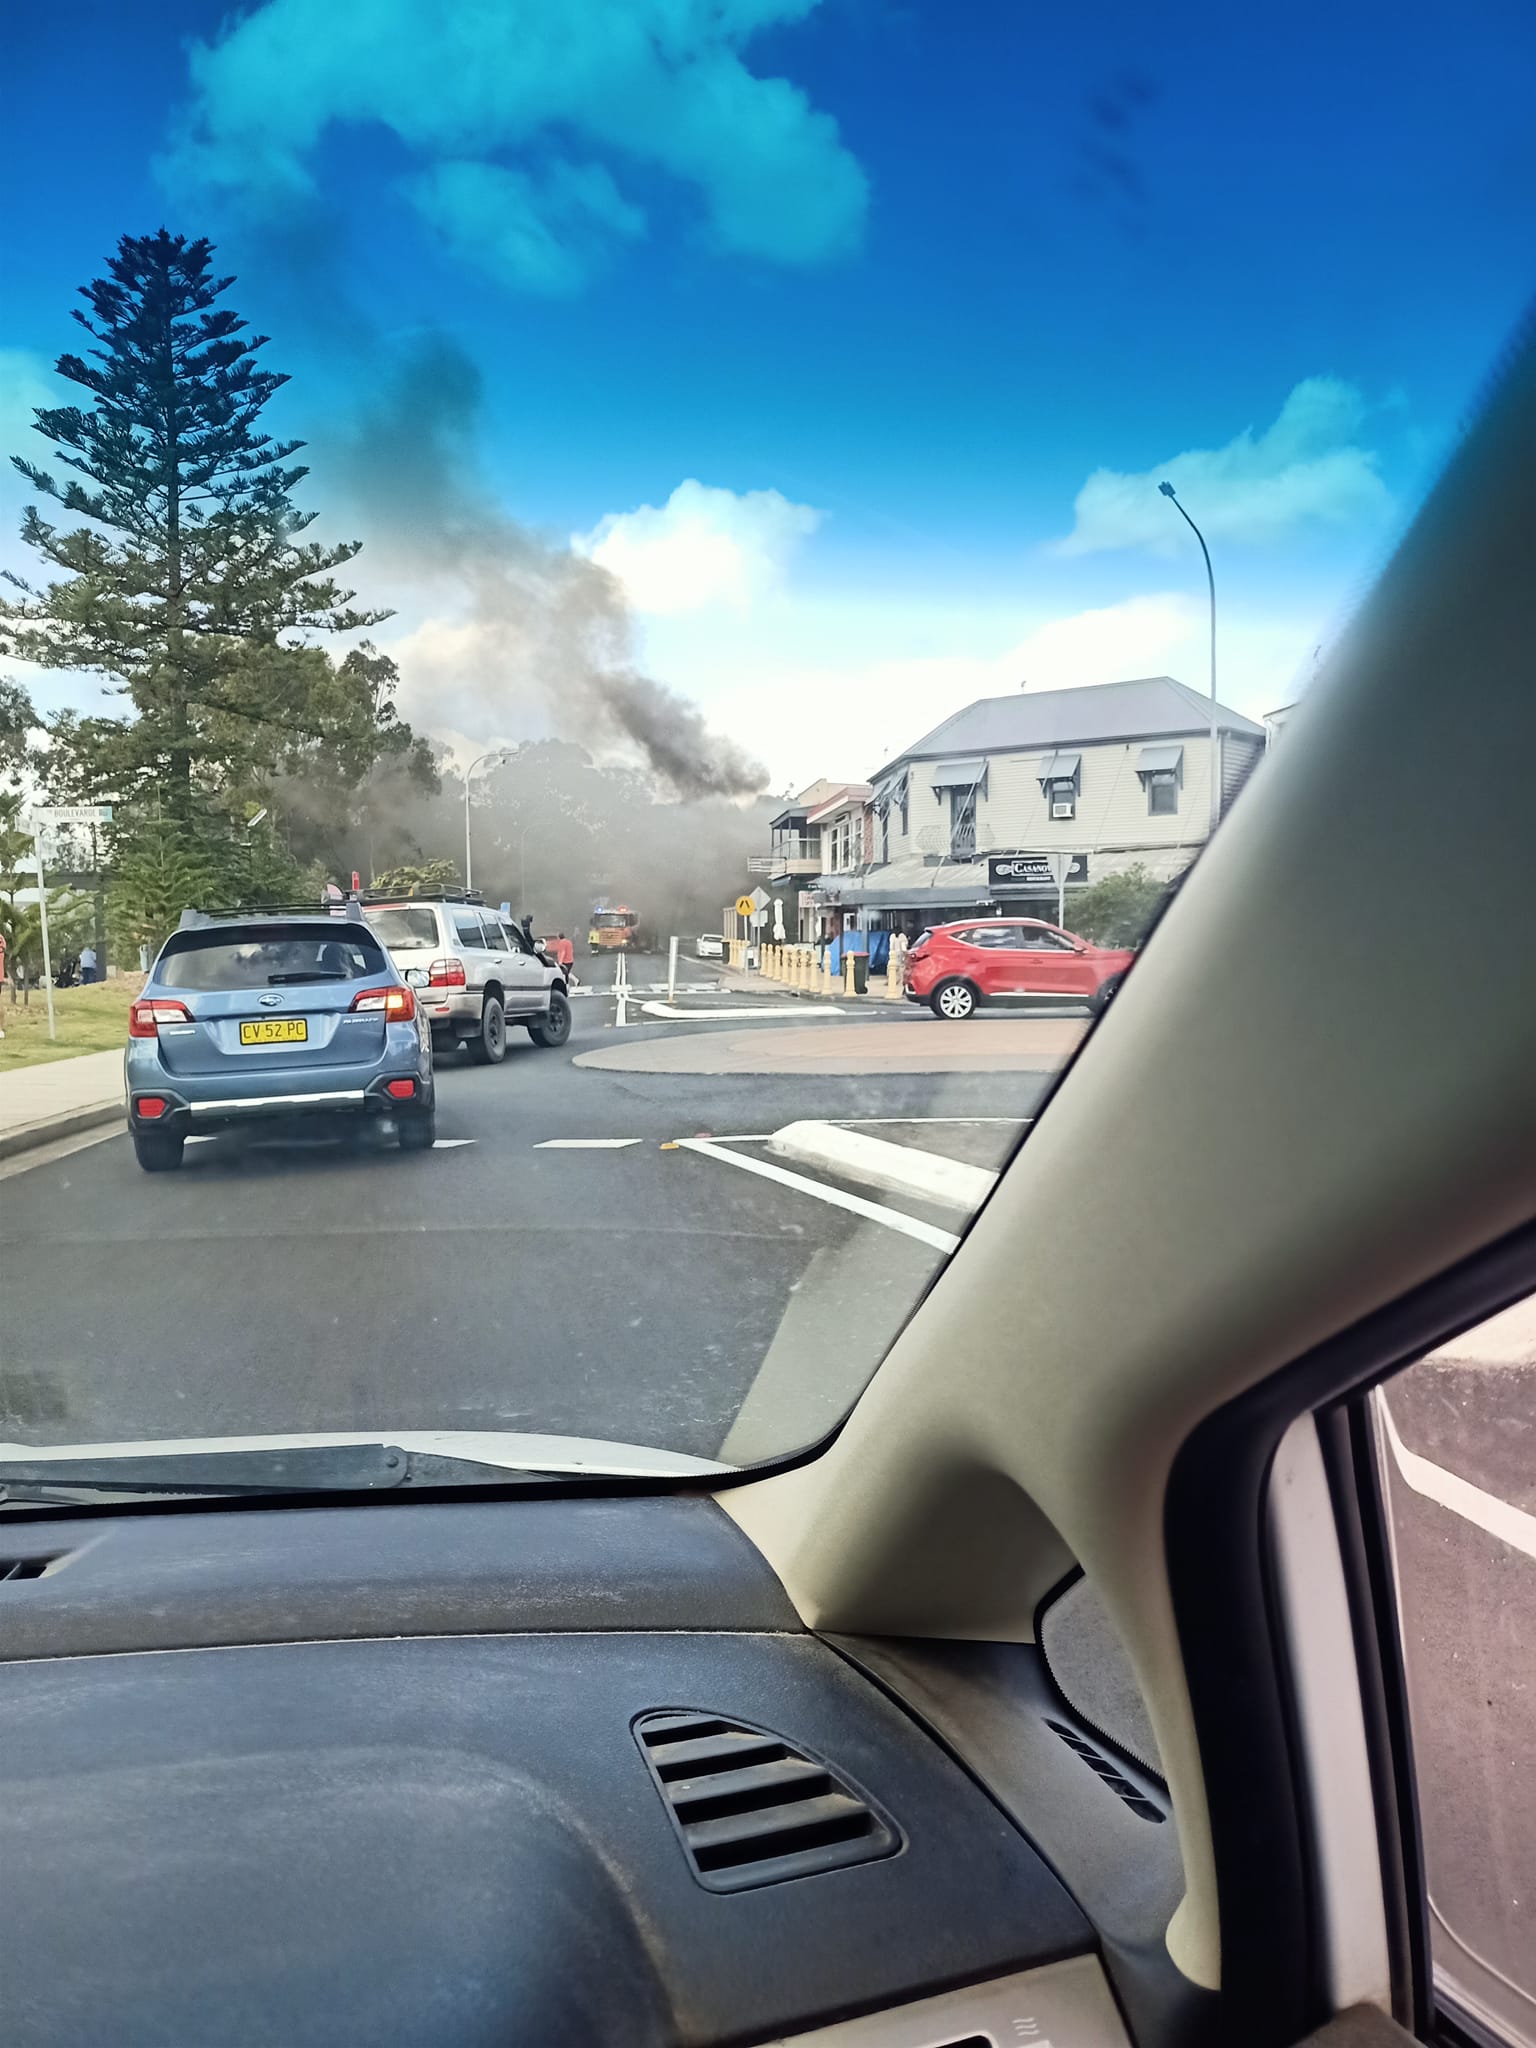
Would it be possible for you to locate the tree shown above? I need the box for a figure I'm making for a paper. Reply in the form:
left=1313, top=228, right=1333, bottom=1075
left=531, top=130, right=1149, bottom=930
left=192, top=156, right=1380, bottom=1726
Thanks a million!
left=1063, top=862, right=1170, bottom=948
left=0, top=231, right=419, bottom=848
left=0, top=678, right=36, bottom=781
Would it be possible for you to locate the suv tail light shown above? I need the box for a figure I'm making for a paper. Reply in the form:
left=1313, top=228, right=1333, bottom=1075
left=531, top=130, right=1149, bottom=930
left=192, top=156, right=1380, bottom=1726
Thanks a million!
left=350, top=984, right=416, bottom=1021
left=427, top=958, right=466, bottom=989
left=128, top=998, right=193, bottom=1037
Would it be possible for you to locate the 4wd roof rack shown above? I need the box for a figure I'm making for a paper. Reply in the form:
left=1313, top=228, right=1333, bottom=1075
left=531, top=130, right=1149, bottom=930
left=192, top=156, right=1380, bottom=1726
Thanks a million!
left=355, top=886, right=484, bottom=905
left=176, top=895, right=367, bottom=930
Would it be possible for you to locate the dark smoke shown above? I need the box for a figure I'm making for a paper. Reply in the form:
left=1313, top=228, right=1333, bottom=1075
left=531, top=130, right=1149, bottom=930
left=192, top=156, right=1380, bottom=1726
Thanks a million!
left=323, top=337, right=768, bottom=801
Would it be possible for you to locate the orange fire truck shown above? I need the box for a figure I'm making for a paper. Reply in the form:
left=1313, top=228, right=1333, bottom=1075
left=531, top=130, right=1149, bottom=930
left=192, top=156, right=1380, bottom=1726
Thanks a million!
left=587, top=905, right=641, bottom=955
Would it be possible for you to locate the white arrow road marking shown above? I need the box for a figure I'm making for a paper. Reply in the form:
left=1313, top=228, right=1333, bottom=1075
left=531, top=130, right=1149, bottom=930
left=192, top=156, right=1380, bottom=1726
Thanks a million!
left=534, top=1137, right=643, bottom=1149
left=674, top=1138, right=960, bottom=1254
left=640, top=1001, right=845, bottom=1020
left=431, top=1138, right=478, bottom=1149
left=1377, top=1390, right=1536, bottom=1560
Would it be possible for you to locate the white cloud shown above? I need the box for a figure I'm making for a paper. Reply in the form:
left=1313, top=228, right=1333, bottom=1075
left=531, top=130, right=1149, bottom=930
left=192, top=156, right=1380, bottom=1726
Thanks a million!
left=1055, top=377, right=1393, bottom=556
left=160, top=0, right=866, bottom=289
left=405, top=158, right=646, bottom=296
left=685, top=592, right=1318, bottom=790
left=573, top=479, right=822, bottom=615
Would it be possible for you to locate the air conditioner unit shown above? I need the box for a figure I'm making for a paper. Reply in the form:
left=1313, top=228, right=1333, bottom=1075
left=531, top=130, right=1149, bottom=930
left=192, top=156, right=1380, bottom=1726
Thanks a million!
left=1051, top=801, right=1075, bottom=819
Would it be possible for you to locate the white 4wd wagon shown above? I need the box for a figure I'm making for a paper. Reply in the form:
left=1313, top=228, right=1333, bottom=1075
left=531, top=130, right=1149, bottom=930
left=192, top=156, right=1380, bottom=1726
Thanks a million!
left=362, top=896, right=571, bottom=1064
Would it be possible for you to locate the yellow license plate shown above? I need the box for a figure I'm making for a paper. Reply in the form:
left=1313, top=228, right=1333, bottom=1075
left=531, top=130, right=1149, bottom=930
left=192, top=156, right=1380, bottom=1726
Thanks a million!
left=239, top=1018, right=308, bottom=1045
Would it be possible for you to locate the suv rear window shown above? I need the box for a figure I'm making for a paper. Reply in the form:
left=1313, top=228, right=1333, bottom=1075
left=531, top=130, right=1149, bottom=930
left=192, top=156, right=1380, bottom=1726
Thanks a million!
left=158, top=926, right=387, bottom=991
left=364, top=906, right=440, bottom=951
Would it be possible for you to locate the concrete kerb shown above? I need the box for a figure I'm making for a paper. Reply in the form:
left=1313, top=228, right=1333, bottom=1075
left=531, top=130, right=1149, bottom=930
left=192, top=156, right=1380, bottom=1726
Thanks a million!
left=768, top=1118, right=998, bottom=1217
left=0, top=1100, right=122, bottom=1162
left=0, top=1048, right=126, bottom=1161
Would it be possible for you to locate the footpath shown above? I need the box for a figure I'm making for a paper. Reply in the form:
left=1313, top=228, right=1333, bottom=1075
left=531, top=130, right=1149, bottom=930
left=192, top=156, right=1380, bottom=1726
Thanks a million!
left=0, top=1050, right=124, bottom=1163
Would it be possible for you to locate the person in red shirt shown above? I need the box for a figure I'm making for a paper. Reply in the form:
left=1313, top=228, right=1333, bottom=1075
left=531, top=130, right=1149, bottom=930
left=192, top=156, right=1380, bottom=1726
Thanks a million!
left=552, top=933, right=574, bottom=972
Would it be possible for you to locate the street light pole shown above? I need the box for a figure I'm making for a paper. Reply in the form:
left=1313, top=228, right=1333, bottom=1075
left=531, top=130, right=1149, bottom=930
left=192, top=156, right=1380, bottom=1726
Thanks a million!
left=1158, top=481, right=1221, bottom=833
left=462, top=750, right=506, bottom=891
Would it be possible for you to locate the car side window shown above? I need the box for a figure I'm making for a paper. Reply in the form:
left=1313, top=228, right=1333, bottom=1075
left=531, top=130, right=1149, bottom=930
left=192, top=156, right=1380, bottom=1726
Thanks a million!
left=454, top=916, right=485, bottom=950
left=967, top=926, right=1013, bottom=948
left=1376, top=1291, right=1536, bottom=2045
left=498, top=922, right=528, bottom=953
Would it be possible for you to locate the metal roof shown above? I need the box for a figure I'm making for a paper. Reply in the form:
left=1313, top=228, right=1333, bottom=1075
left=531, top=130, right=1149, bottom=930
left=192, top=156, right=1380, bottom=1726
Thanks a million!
left=872, top=676, right=1264, bottom=779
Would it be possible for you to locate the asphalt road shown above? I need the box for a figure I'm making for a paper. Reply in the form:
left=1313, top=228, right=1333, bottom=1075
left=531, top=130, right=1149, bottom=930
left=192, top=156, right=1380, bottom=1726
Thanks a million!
left=0, top=951, right=1052, bottom=1463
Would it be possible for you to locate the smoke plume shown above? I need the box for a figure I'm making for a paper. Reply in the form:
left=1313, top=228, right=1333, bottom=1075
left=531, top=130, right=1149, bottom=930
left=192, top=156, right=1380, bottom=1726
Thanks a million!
left=324, top=337, right=767, bottom=800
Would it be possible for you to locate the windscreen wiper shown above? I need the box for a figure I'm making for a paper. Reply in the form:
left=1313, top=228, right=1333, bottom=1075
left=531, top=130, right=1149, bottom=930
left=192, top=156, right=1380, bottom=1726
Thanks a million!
left=0, top=1443, right=565, bottom=1506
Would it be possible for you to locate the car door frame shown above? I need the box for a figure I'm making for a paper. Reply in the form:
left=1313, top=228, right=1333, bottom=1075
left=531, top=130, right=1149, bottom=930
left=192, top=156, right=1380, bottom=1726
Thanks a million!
left=494, top=919, right=544, bottom=1015
left=1166, top=1218, right=1536, bottom=2045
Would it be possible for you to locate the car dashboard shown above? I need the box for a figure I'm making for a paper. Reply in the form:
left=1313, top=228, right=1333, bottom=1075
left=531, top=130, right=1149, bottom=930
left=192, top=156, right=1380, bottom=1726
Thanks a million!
left=0, top=1495, right=1194, bottom=2047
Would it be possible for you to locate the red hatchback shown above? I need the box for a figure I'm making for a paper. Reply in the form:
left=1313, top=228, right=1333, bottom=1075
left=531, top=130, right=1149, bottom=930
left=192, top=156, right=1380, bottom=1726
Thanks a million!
left=904, top=917, right=1134, bottom=1020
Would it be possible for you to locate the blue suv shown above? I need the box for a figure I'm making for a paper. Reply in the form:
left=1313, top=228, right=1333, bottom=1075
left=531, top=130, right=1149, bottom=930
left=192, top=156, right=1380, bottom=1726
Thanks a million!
left=125, top=905, right=435, bottom=1172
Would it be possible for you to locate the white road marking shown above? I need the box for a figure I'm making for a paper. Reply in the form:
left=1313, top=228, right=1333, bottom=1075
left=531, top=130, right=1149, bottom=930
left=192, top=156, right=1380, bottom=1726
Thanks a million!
left=1378, top=1391, right=1536, bottom=1561
left=534, top=1137, right=642, bottom=1149
left=639, top=1000, right=845, bottom=1020
left=675, top=1137, right=960, bottom=1254
left=431, top=1138, right=477, bottom=1149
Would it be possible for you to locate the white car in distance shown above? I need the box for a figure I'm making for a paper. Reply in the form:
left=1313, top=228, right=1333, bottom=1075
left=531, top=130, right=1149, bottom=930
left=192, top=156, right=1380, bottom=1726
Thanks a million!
left=696, top=933, right=725, bottom=959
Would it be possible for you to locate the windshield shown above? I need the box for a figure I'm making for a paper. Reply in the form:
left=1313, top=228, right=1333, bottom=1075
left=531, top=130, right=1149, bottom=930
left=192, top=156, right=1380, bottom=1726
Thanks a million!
left=0, top=1, right=1526, bottom=1506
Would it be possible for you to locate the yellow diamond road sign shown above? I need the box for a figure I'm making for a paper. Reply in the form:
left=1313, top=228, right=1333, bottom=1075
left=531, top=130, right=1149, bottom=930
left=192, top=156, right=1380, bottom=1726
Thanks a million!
left=735, top=895, right=755, bottom=919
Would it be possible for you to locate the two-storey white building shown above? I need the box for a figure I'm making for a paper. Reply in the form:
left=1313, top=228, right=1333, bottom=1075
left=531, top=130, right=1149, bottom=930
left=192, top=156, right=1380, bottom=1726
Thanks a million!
left=811, top=676, right=1265, bottom=933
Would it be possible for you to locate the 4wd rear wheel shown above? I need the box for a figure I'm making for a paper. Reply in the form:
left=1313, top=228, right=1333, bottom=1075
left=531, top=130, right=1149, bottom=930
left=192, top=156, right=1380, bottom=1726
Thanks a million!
left=931, top=978, right=978, bottom=1021
left=132, top=1127, right=185, bottom=1172
left=468, top=995, right=506, bottom=1064
left=527, top=988, right=571, bottom=1048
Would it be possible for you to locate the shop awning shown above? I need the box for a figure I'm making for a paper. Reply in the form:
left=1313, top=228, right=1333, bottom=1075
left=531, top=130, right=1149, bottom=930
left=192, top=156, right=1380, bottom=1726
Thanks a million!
left=927, top=757, right=987, bottom=790
left=1136, top=743, right=1184, bottom=775
left=1037, top=750, right=1081, bottom=785
left=810, top=855, right=992, bottom=910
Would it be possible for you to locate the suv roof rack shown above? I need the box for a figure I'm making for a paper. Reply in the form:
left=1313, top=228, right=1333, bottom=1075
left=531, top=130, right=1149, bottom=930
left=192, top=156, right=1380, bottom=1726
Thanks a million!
left=356, top=886, right=484, bottom=905
left=176, top=895, right=367, bottom=930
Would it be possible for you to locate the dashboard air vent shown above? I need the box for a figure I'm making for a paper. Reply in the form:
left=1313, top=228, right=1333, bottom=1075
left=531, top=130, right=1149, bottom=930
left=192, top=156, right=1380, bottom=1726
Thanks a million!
left=1045, top=1718, right=1165, bottom=1822
left=0, top=1556, right=57, bottom=1583
left=634, top=1709, right=900, bottom=1892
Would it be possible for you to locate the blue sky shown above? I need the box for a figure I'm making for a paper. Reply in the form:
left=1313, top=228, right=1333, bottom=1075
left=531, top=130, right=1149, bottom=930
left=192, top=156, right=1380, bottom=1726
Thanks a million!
left=4, top=0, right=1532, bottom=789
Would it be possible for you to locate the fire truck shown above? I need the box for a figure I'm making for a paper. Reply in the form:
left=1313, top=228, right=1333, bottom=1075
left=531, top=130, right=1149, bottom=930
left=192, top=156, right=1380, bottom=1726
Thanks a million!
left=587, top=905, right=641, bottom=955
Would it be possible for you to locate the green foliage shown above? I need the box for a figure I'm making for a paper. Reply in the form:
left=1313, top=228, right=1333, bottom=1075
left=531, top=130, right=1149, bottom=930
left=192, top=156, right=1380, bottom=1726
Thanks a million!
left=1, top=231, right=391, bottom=814
left=106, top=808, right=322, bottom=961
left=1063, top=862, right=1170, bottom=948
left=1, top=231, right=437, bottom=934
left=0, top=678, right=36, bottom=779
left=370, top=858, right=462, bottom=897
